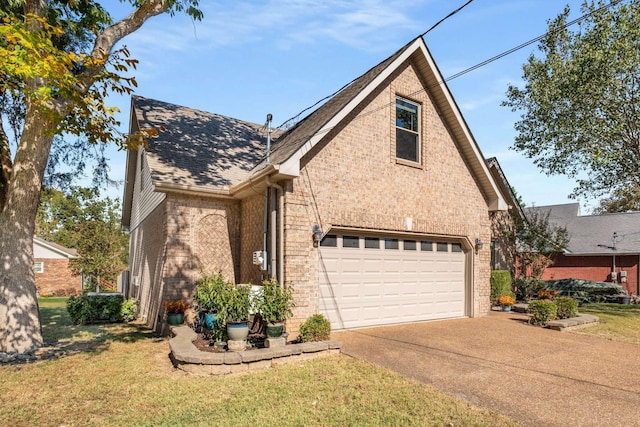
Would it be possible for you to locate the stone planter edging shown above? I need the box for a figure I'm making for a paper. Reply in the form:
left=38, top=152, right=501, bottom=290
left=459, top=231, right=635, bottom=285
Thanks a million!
left=169, top=325, right=341, bottom=376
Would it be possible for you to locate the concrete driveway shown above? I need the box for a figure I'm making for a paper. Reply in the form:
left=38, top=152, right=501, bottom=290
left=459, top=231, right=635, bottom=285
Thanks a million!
left=332, top=311, right=640, bottom=427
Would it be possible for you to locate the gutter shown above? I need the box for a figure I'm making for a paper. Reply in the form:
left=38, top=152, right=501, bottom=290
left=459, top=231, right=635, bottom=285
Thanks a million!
left=266, top=176, right=285, bottom=285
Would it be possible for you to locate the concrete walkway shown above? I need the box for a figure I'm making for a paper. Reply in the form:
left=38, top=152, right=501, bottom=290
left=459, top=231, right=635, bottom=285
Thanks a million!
left=333, top=312, right=640, bottom=427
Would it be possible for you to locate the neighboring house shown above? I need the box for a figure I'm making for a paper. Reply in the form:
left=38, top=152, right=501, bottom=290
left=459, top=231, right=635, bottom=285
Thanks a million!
left=33, top=236, right=82, bottom=296
left=121, top=37, right=508, bottom=335
left=487, top=157, right=525, bottom=274
left=527, top=203, right=640, bottom=295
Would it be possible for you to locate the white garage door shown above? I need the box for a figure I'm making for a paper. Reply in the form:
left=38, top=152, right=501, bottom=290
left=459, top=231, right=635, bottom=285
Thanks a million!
left=319, top=233, right=467, bottom=330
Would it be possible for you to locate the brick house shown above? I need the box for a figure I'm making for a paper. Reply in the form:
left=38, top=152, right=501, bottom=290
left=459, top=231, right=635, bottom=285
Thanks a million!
left=121, top=37, right=508, bottom=335
left=33, top=236, right=82, bottom=296
left=527, top=203, right=640, bottom=295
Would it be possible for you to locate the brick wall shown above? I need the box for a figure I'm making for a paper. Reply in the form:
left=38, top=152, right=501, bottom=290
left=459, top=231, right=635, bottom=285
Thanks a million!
left=542, top=254, right=639, bottom=295
left=240, top=193, right=266, bottom=285
left=281, top=59, right=493, bottom=334
left=34, top=258, right=82, bottom=296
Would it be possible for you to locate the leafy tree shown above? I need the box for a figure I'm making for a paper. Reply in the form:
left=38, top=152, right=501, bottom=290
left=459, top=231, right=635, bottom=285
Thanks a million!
left=503, top=0, right=640, bottom=206
left=36, top=187, right=128, bottom=291
left=0, top=0, right=202, bottom=353
left=593, top=184, right=640, bottom=213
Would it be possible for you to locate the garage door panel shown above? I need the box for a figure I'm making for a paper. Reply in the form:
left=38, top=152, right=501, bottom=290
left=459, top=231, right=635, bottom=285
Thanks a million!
left=319, top=234, right=467, bottom=330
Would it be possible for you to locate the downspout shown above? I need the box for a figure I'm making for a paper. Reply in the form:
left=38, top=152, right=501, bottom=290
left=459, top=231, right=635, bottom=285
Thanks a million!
left=262, top=114, right=273, bottom=278
left=266, top=176, right=284, bottom=285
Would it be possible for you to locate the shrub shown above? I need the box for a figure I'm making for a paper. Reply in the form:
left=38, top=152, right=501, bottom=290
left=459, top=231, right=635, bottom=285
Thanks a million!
left=66, top=293, right=125, bottom=325
left=120, top=298, right=138, bottom=322
left=527, top=299, right=557, bottom=326
left=555, top=296, right=578, bottom=319
left=545, top=278, right=625, bottom=303
left=513, top=277, right=547, bottom=301
left=255, top=279, right=295, bottom=324
left=164, top=300, right=189, bottom=314
left=298, top=314, right=331, bottom=342
left=490, top=270, right=513, bottom=304
left=193, top=272, right=230, bottom=313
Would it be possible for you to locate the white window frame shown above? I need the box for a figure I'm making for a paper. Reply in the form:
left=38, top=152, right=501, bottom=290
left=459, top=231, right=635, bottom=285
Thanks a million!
left=34, top=262, right=44, bottom=274
left=395, top=97, right=421, bottom=164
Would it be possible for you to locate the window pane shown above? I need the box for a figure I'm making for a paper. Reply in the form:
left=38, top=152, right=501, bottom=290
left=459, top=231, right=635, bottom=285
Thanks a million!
left=364, top=237, right=380, bottom=249
left=437, top=242, right=448, bottom=252
left=320, top=235, right=337, bottom=247
left=396, top=99, right=418, bottom=131
left=396, top=129, right=419, bottom=162
left=343, top=236, right=359, bottom=248
left=385, top=238, right=399, bottom=250
left=421, top=241, right=433, bottom=251
left=452, top=243, right=463, bottom=252
left=33, top=262, right=44, bottom=273
left=404, top=240, right=416, bottom=250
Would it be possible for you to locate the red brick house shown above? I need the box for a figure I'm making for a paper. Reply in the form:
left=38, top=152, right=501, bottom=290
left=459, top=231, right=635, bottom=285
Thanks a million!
left=33, top=236, right=82, bottom=296
left=527, top=204, right=640, bottom=295
left=121, top=37, right=508, bottom=334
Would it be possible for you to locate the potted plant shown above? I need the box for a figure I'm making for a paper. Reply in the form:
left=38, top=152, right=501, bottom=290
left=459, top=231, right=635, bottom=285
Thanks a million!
left=193, top=272, right=230, bottom=330
left=164, top=300, right=188, bottom=325
left=224, top=284, right=251, bottom=341
left=497, top=295, right=515, bottom=312
left=255, top=279, right=295, bottom=337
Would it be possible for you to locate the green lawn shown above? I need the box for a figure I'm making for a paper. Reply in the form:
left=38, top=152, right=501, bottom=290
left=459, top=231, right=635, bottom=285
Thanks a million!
left=0, top=298, right=519, bottom=427
left=575, top=303, right=640, bottom=344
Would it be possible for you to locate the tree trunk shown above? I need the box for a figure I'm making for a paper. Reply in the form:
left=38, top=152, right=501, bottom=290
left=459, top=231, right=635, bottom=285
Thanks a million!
left=0, top=109, right=55, bottom=353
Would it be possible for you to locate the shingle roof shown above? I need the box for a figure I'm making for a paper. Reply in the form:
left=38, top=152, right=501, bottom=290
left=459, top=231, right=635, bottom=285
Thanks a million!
left=526, top=204, right=640, bottom=255
left=256, top=39, right=417, bottom=170
left=132, top=96, right=268, bottom=190
left=34, top=236, right=77, bottom=258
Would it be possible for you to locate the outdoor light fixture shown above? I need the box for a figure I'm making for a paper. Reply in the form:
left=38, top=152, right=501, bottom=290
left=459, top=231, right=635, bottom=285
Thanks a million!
left=312, top=224, right=323, bottom=247
left=475, top=238, right=484, bottom=252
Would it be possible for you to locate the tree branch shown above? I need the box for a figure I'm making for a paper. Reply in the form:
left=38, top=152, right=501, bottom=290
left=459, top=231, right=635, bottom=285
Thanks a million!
left=0, top=120, right=13, bottom=211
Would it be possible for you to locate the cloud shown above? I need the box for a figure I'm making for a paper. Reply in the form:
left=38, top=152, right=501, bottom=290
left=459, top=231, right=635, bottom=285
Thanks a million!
left=117, top=0, right=424, bottom=54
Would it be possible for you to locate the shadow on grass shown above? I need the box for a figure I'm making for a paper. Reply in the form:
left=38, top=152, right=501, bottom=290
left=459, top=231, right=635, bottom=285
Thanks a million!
left=580, top=303, right=640, bottom=319
left=33, top=300, right=162, bottom=363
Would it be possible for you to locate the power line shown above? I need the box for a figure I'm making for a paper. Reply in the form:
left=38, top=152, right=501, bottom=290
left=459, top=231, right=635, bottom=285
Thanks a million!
left=276, top=0, right=476, bottom=130
left=276, top=0, right=623, bottom=133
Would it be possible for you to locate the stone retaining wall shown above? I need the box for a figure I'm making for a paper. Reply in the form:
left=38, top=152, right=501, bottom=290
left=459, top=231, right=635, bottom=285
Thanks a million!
left=169, top=326, right=341, bottom=376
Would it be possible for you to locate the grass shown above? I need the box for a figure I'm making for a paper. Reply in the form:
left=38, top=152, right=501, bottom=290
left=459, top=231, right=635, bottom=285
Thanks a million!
left=575, top=303, right=640, bottom=344
left=0, top=298, right=520, bottom=427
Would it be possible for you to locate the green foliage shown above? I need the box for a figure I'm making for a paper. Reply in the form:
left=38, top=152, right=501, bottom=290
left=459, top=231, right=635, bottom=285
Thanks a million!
left=513, top=277, right=547, bottom=301
left=255, top=279, right=295, bottom=324
left=224, top=284, right=251, bottom=323
left=120, top=298, right=138, bottom=322
left=490, top=270, right=513, bottom=304
left=527, top=299, right=558, bottom=326
left=36, top=187, right=128, bottom=291
left=298, top=314, right=331, bottom=342
left=503, top=0, right=640, bottom=203
left=66, top=293, right=125, bottom=325
left=545, top=278, right=625, bottom=304
left=555, top=296, right=578, bottom=320
left=193, top=272, right=230, bottom=313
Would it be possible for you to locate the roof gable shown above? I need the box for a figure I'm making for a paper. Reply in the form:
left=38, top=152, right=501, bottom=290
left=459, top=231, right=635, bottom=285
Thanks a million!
left=33, top=236, right=77, bottom=259
left=260, top=37, right=506, bottom=211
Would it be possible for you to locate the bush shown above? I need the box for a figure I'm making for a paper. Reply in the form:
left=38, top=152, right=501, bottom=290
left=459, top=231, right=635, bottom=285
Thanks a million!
left=66, top=293, right=125, bottom=325
left=120, top=298, right=138, bottom=322
left=193, top=272, right=230, bottom=314
left=545, top=278, right=625, bottom=303
left=490, top=270, right=513, bottom=304
left=254, top=278, right=295, bottom=324
left=555, top=296, right=578, bottom=319
left=513, top=277, right=547, bottom=301
left=527, top=299, right=557, bottom=326
left=298, top=314, right=331, bottom=342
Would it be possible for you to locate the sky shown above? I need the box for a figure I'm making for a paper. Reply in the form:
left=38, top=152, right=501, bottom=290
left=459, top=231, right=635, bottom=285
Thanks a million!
left=100, top=0, right=594, bottom=211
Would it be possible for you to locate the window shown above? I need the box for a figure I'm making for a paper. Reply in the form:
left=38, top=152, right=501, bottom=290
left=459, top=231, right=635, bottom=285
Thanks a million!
left=364, top=237, right=380, bottom=249
left=421, top=241, right=433, bottom=251
left=437, top=242, right=449, bottom=252
left=385, top=238, right=399, bottom=250
left=342, top=236, right=359, bottom=248
left=404, top=240, right=416, bottom=251
left=320, top=235, right=337, bottom=247
left=452, top=243, right=463, bottom=252
left=33, top=262, right=44, bottom=273
left=395, top=98, right=420, bottom=163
